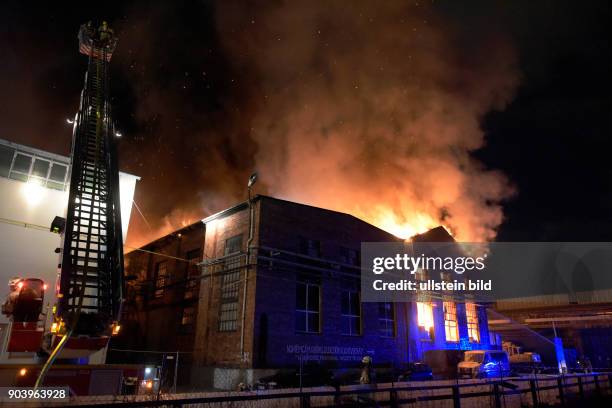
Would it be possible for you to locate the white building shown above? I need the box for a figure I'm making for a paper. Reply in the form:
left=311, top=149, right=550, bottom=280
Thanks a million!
left=0, top=137, right=139, bottom=342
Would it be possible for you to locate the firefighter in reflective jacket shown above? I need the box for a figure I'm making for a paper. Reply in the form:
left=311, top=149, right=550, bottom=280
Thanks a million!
left=98, top=21, right=114, bottom=44
left=359, top=356, right=376, bottom=384
left=1, top=277, right=22, bottom=317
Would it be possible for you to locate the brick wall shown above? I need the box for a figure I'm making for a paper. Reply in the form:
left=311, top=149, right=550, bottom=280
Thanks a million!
left=108, top=222, right=204, bottom=384
left=193, top=201, right=259, bottom=368
left=252, top=197, right=408, bottom=369
left=192, top=196, right=493, bottom=376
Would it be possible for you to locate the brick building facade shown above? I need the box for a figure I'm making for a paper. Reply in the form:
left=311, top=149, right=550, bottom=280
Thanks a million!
left=190, top=196, right=492, bottom=388
left=113, top=196, right=492, bottom=389
left=108, top=222, right=204, bottom=385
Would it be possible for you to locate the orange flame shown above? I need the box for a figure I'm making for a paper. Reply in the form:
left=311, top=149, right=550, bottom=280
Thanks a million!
left=371, top=208, right=441, bottom=240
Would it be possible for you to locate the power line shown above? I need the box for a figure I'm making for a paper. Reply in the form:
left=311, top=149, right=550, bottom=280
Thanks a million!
left=132, top=199, right=153, bottom=231
left=109, top=348, right=193, bottom=354
left=0, top=215, right=196, bottom=263
left=124, top=245, right=193, bottom=263
left=0, top=216, right=49, bottom=231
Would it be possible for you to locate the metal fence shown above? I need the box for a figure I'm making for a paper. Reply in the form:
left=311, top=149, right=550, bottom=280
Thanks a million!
left=48, top=372, right=612, bottom=408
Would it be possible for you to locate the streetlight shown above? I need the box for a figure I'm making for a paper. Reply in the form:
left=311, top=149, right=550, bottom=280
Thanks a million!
left=248, top=172, right=258, bottom=189
left=241, top=172, right=258, bottom=362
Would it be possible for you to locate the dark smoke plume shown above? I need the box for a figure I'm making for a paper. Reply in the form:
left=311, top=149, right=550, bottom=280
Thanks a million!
left=214, top=1, right=518, bottom=241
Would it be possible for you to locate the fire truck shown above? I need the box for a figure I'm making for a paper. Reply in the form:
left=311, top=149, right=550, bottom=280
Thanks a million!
left=0, top=21, right=146, bottom=395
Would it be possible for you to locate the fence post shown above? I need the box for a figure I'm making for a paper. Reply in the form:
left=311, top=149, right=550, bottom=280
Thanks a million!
left=390, top=388, right=399, bottom=408
left=577, top=376, right=584, bottom=400
left=452, top=384, right=461, bottom=408
left=300, top=393, right=310, bottom=408
left=493, top=383, right=502, bottom=408
left=530, top=379, right=539, bottom=407
left=557, top=377, right=566, bottom=406
left=594, top=374, right=601, bottom=395
left=334, top=385, right=341, bottom=406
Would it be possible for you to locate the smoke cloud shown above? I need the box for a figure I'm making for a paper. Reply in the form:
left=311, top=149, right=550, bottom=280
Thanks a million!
left=0, top=1, right=519, bottom=247
left=215, top=1, right=518, bottom=241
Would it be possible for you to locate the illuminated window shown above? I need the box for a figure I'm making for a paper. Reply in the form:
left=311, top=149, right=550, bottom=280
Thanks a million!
left=296, top=277, right=320, bottom=333
left=466, top=303, right=480, bottom=343
left=443, top=301, right=459, bottom=342
left=154, top=261, right=167, bottom=298
left=181, top=306, right=195, bottom=326
left=417, top=302, right=434, bottom=339
left=1, top=144, right=69, bottom=190
left=378, top=302, right=395, bottom=337
left=341, top=289, right=361, bottom=336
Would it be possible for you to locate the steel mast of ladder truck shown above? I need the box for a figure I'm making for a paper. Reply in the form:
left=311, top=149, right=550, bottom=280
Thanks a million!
left=46, top=20, right=124, bottom=359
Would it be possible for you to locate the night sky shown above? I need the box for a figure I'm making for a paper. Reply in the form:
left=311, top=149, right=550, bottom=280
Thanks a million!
left=1, top=1, right=610, bottom=245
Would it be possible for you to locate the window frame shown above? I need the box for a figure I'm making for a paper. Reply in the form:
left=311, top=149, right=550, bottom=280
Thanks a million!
left=340, top=247, right=360, bottom=266
left=218, top=301, right=239, bottom=332
left=341, top=288, right=362, bottom=336
left=417, top=301, right=435, bottom=340
left=3, top=148, right=69, bottom=190
left=466, top=302, right=480, bottom=343
left=181, top=306, right=196, bottom=326
left=154, top=261, right=168, bottom=298
left=299, top=237, right=321, bottom=258
left=217, top=235, right=243, bottom=332
left=295, top=280, right=321, bottom=334
left=184, top=248, right=202, bottom=300
left=378, top=302, right=395, bottom=337
left=443, top=301, right=459, bottom=342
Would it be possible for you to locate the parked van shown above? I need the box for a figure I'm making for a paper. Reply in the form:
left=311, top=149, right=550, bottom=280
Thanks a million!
left=510, top=352, right=543, bottom=374
left=458, top=350, right=510, bottom=378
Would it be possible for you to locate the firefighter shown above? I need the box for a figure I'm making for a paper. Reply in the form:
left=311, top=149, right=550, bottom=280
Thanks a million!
left=359, top=356, right=376, bottom=384
left=98, top=21, right=114, bottom=44
left=1, top=277, right=22, bottom=317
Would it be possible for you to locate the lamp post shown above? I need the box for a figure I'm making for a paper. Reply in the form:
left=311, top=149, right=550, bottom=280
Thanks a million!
left=240, top=172, right=257, bottom=363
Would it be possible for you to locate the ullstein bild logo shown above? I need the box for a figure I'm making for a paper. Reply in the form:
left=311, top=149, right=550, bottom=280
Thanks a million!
left=371, top=279, right=492, bottom=292
left=360, top=242, right=612, bottom=303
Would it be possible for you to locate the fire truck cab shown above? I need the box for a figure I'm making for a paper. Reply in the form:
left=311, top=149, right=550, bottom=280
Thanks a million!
left=1, top=277, right=46, bottom=353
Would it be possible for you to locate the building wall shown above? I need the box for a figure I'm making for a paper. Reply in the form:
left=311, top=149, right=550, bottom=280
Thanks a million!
left=109, top=222, right=204, bottom=384
left=252, top=197, right=408, bottom=369
left=193, top=201, right=259, bottom=369
left=191, top=197, right=493, bottom=386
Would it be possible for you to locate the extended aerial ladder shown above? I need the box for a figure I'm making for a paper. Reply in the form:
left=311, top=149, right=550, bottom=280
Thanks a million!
left=45, top=21, right=124, bottom=359
left=0, top=21, right=129, bottom=391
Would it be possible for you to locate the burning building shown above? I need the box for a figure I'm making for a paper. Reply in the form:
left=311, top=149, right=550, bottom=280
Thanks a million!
left=117, top=196, right=494, bottom=390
